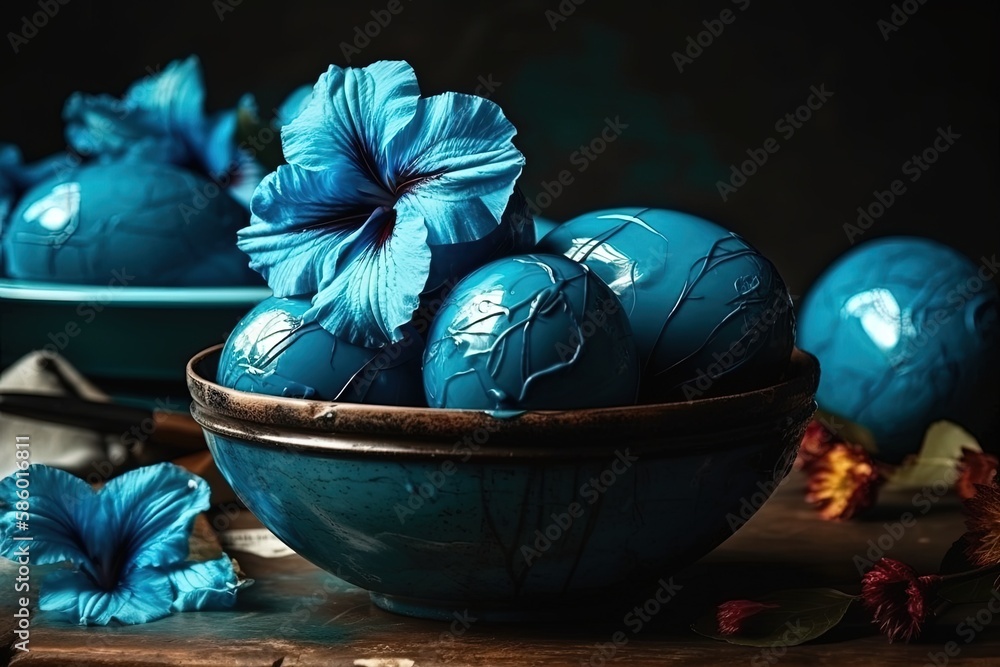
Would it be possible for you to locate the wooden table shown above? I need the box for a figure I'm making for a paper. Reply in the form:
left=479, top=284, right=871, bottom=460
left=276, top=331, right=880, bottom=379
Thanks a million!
left=3, top=471, right=998, bottom=666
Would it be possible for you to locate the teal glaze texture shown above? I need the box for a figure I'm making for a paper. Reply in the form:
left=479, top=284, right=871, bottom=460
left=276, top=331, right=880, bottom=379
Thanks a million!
left=218, top=296, right=425, bottom=406
left=422, top=253, right=640, bottom=410
left=188, top=345, right=819, bottom=620
left=797, top=236, right=999, bottom=462
left=537, top=208, right=795, bottom=401
left=3, top=162, right=259, bottom=286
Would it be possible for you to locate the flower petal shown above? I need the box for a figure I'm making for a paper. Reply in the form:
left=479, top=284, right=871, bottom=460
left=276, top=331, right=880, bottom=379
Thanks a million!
left=275, top=85, right=314, bottom=128
left=387, top=92, right=524, bottom=245
left=63, top=56, right=204, bottom=165
left=99, top=463, right=211, bottom=572
left=166, top=556, right=249, bottom=612
left=307, top=202, right=431, bottom=347
left=40, top=567, right=174, bottom=625
left=0, top=465, right=101, bottom=567
left=281, top=60, right=420, bottom=181
left=239, top=164, right=382, bottom=296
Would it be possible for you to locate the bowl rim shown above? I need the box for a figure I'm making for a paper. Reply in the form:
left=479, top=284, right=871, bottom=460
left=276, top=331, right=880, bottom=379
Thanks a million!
left=187, top=344, right=820, bottom=458
left=0, top=279, right=271, bottom=307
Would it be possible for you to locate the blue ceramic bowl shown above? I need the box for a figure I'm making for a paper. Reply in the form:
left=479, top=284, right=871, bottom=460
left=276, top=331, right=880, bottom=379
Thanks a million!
left=187, top=345, right=818, bottom=621
left=0, top=280, right=271, bottom=381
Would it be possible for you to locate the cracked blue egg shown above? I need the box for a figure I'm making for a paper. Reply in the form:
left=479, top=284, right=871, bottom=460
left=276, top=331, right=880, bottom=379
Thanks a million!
left=422, top=253, right=640, bottom=410
left=798, top=237, right=999, bottom=462
left=537, top=208, right=794, bottom=402
left=2, top=161, right=260, bottom=286
left=218, top=296, right=426, bottom=405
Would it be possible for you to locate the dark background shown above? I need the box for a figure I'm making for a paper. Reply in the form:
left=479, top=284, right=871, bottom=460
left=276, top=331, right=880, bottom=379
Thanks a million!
left=0, top=0, right=996, bottom=297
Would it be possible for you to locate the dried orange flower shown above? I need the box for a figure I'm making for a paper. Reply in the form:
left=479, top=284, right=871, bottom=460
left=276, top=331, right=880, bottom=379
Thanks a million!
left=805, top=442, right=883, bottom=520
left=795, top=419, right=838, bottom=471
left=956, top=448, right=998, bottom=500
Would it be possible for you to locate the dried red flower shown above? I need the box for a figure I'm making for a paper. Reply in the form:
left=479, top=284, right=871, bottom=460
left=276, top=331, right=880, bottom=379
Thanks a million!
left=956, top=448, right=999, bottom=500
left=964, top=482, right=1000, bottom=567
left=805, top=442, right=884, bottom=520
left=795, top=420, right=838, bottom=470
left=716, top=600, right=779, bottom=636
left=861, top=558, right=941, bottom=643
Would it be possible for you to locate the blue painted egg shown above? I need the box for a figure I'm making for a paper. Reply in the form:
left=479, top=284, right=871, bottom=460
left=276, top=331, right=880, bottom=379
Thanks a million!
left=537, top=208, right=794, bottom=401
left=798, top=237, right=999, bottom=462
left=422, top=253, right=640, bottom=410
left=533, top=216, right=559, bottom=244
left=218, top=296, right=426, bottom=406
left=2, top=161, right=260, bottom=286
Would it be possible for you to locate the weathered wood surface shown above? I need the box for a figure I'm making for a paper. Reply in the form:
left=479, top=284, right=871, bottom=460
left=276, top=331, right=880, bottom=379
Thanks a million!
left=3, top=472, right=998, bottom=666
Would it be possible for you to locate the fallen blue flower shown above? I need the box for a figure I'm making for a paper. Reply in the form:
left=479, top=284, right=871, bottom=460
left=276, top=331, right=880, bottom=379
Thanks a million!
left=0, top=463, right=249, bottom=625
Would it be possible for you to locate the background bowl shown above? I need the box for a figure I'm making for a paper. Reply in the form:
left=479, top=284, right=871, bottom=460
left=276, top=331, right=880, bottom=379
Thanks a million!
left=187, top=345, right=819, bottom=621
left=0, top=280, right=270, bottom=384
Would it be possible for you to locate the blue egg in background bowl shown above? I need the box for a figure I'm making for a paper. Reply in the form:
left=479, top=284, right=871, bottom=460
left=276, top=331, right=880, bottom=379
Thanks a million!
left=537, top=208, right=795, bottom=402
left=218, top=296, right=426, bottom=406
left=797, top=236, right=999, bottom=463
left=2, top=161, right=260, bottom=287
left=422, top=253, right=640, bottom=410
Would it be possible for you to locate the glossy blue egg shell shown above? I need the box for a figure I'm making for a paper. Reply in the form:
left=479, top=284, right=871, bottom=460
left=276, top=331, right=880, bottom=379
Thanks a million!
left=537, top=208, right=794, bottom=401
left=219, top=296, right=426, bottom=406
left=423, top=253, right=640, bottom=410
left=2, top=161, right=260, bottom=286
left=798, top=237, right=999, bottom=462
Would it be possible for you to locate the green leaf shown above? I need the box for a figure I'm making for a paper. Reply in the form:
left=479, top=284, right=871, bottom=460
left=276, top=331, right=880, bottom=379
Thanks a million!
left=939, top=536, right=977, bottom=575
left=939, top=573, right=999, bottom=604
left=691, top=588, right=857, bottom=648
left=885, top=421, right=981, bottom=491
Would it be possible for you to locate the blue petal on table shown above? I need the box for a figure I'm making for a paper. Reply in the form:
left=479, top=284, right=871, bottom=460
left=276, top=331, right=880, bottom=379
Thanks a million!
left=166, top=555, right=249, bottom=612
left=40, top=564, right=176, bottom=625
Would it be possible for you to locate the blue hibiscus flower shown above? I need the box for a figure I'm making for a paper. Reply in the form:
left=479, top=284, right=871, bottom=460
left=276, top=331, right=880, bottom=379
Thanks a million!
left=0, top=463, right=249, bottom=625
left=237, top=60, right=529, bottom=348
left=62, top=56, right=262, bottom=206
